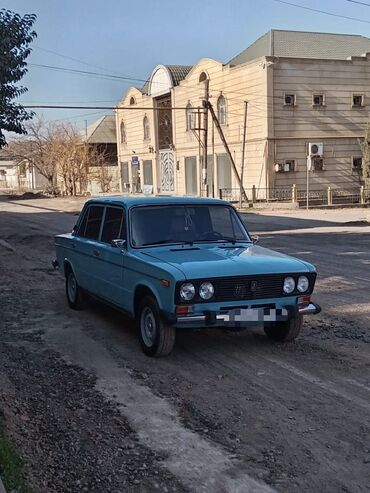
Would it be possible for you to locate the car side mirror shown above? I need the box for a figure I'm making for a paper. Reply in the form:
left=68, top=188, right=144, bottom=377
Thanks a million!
left=251, top=235, right=259, bottom=244
left=111, top=239, right=127, bottom=249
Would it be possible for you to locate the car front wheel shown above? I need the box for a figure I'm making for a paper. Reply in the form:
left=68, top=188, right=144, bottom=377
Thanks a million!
left=137, top=296, right=175, bottom=357
left=264, top=314, right=303, bottom=342
left=65, top=269, right=86, bottom=310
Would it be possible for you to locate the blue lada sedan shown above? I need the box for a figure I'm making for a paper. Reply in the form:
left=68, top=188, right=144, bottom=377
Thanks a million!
left=54, top=197, right=320, bottom=357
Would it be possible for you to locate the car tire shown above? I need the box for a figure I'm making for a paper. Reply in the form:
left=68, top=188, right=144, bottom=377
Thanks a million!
left=65, top=269, right=86, bottom=310
left=137, top=296, right=175, bottom=357
left=264, top=314, right=303, bottom=342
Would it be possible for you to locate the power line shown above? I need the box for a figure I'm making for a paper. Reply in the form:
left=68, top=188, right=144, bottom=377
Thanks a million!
left=24, top=105, right=196, bottom=110
left=49, top=110, right=108, bottom=123
left=29, top=63, right=143, bottom=84
left=33, top=45, right=131, bottom=78
left=20, top=99, right=120, bottom=104
left=344, top=0, right=370, bottom=6
left=269, top=0, right=370, bottom=23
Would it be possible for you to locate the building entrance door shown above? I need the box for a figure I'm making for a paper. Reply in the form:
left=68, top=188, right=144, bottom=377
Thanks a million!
left=185, top=156, right=198, bottom=195
left=131, top=161, right=141, bottom=193
left=217, top=154, right=232, bottom=196
left=155, top=94, right=175, bottom=194
left=159, top=150, right=175, bottom=193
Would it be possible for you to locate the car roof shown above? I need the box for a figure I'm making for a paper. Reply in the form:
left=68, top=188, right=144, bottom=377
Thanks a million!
left=85, top=196, right=230, bottom=208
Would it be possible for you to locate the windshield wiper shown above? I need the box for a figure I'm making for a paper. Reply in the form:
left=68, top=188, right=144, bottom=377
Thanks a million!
left=194, top=237, right=250, bottom=244
left=141, top=239, right=194, bottom=247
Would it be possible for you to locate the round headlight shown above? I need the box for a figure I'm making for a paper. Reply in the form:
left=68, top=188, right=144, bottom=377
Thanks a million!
left=283, top=276, right=295, bottom=294
left=180, top=282, right=195, bottom=301
left=297, top=275, right=309, bottom=293
left=199, top=282, right=214, bottom=300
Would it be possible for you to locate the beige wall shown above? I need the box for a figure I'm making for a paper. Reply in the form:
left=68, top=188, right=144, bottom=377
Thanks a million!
left=116, top=58, right=269, bottom=196
left=116, top=87, right=157, bottom=193
left=270, top=55, right=370, bottom=190
left=172, top=58, right=268, bottom=195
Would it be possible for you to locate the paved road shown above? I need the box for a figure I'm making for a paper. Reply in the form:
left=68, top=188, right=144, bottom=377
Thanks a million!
left=0, top=197, right=369, bottom=493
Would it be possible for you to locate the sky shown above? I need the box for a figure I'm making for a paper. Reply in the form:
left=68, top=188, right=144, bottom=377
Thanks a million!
left=3, top=0, right=370, bottom=130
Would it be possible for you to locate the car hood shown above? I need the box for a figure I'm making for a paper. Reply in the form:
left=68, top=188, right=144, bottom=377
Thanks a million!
left=142, top=244, right=314, bottom=279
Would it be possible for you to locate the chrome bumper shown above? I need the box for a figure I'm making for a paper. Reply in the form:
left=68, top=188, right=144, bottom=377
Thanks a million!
left=176, top=302, right=321, bottom=324
left=298, top=302, right=321, bottom=315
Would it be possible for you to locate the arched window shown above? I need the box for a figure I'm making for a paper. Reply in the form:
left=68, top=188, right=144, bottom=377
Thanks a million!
left=143, top=115, right=150, bottom=140
left=199, top=72, right=208, bottom=83
left=129, top=96, right=136, bottom=105
left=217, top=95, right=227, bottom=125
left=120, top=121, right=126, bottom=143
left=186, top=103, right=195, bottom=131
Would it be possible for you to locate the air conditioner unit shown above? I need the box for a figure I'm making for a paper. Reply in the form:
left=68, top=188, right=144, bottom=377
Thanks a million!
left=275, top=163, right=283, bottom=173
left=283, top=162, right=291, bottom=172
left=308, top=142, right=323, bottom=157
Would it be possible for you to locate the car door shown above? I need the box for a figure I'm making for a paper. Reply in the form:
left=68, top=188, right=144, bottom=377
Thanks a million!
left=72, top=203, right=105, bottom=295
left=93, top=205, right=127, bottom=307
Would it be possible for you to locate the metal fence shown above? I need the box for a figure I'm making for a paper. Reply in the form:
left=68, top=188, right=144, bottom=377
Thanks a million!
left=219, top=186, right=370, bottom=208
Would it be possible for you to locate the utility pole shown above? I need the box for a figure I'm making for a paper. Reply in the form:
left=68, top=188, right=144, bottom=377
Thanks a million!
left=239, top=101, right=248, bottom=208
left=197, top=107, right=201, bottom=194
left=211, top=118, right=215, bottom=197
left=206, top=101, right=248, bottom=203
left=202, top=79, right=209, bottom=196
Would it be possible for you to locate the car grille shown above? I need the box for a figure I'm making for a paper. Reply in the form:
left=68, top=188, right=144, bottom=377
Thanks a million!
left=175, top=273, right=316, bottom=304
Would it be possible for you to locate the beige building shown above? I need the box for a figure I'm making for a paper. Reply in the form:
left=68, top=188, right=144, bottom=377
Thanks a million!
left=116, top=30, right=370, bottom=199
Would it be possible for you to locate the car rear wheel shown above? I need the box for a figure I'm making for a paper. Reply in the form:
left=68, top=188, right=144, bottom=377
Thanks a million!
left=264, top=314, right=303, bottom=342
left=137, top=296, right=175, bottom=357
left=66, top=270, right=86, bottom=310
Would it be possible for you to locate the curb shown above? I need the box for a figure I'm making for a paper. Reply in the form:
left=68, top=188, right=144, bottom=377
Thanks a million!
left=0, top=477, right=6, bottom=493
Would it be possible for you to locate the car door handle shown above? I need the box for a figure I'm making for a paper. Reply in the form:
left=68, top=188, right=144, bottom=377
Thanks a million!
left=93, top=249, right=100, bottom=257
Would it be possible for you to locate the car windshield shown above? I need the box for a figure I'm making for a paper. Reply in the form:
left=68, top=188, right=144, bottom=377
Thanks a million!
left=131, top=204, right=250, bottom=247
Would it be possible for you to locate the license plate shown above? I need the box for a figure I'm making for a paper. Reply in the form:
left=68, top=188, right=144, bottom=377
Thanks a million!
left=219, top=307, right=288, bottom=324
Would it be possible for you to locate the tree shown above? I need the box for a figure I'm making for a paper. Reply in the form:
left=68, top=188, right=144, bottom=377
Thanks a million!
left=0, top=9, right=37, bottom=148
left=8, top=118, right=60, bottom=189
left=8, top=118, right=111, bottom=195
left=360, top=122, right=370, bottom=190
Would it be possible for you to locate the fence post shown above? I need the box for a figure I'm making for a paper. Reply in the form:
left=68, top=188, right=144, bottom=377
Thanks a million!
left=219, top=188, right=223, bottom=200
left=327, top=186, right=332, bottom=206
left=292, top=184, right=297, bottom=203
left=252, top=185, right=256, bottom=204
left=360, top=185, right=365, bottom=205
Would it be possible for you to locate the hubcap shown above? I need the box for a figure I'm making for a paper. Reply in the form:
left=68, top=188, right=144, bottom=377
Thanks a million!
left=140, top=307, right=156, bottom=347
left=67, top=273, right=77, bottom=302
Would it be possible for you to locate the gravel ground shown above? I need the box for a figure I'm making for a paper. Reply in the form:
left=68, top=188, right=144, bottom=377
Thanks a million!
left=0, top=278, right=187, bottom=493
left=0, top=197, right=369, bottom=493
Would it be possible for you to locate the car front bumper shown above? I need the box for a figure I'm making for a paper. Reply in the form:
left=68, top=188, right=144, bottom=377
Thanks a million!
left=162, top=302, right=321, bottom=327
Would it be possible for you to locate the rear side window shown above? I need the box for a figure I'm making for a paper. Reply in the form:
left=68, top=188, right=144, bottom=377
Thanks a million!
left=78, top=205, right=104, bottom=240
left=101, top=207, right=125, bottom=243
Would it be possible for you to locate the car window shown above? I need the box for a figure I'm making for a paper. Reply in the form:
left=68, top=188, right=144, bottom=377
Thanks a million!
left=101, top=207, right=125, bottom=243
left=78, top=205, right=104, bottom=240
left=209, top=206, right=240, bottom=237
left=131, top=205, right=248, bottom=247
